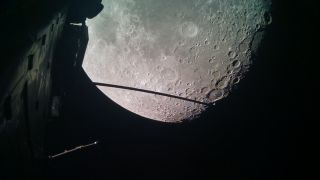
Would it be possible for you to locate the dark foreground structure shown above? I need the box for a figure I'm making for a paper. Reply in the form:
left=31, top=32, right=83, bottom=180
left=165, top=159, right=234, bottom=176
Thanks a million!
left=0, top=0, right=102, bottom=179
left=0, top=0, right=316, bottom=179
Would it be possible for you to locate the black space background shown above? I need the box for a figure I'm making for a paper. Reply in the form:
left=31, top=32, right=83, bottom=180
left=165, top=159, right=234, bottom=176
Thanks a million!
left=44, top=1, right=316, bottom=179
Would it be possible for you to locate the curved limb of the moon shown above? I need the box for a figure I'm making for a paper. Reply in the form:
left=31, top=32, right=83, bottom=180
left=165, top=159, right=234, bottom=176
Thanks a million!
left=83, top=0, right=272, bottom=122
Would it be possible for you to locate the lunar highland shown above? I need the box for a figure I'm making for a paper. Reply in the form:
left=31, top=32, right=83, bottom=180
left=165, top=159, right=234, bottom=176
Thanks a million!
left=83, top=0, right=272, bottom=122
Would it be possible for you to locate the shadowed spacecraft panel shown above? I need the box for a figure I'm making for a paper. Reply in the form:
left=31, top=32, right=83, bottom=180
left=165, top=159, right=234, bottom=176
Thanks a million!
left=83, top=0, right=272, bottom=122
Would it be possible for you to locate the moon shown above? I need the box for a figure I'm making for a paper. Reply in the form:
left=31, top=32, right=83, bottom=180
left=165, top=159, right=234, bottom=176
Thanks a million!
left=82, top=0, right=272, bottom=123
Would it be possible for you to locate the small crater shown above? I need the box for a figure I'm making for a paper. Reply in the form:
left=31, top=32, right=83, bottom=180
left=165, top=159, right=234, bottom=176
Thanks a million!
left=156, top=66, right=163, bottom=71
left=228, top=50, right=237, bottom=59
left=263, top=11, right=272, bottom=25
left=227, top=69, right=233, bottom=75
left=255, top=24, right=261, bottom=30
left=185, top=88, right=192, bottom=94
left=216, top=76, right=230, bottom=89
left=204, top=39, right=210, bottom=45
left=206, top=89, right=224, bottom=102
left=209, top=56, right=216, bottom=63
left=189, top=46, right=196, bottom=54
left=211, top=71, right=220, bottom=79
left=232, top=77, right=241, bottom=84
left=180, top=21, right=199, bottom=38
left=175, top=80, right=182, bottom=86
left=200, top=87, right=209, bottom=94
left=161, top=55, right=167, bottom=60
left=232, top=60, right=241, bottom=68
left=238, top=37, right=251, bottom=53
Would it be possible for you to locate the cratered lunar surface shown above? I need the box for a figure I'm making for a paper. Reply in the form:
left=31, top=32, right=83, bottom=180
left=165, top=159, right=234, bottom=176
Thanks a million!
left=83, top=0, right=272, bottom=123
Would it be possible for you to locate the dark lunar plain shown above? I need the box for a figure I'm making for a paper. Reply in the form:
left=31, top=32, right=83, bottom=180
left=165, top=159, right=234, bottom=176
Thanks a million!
left=43, top=0, right=315, bottom=179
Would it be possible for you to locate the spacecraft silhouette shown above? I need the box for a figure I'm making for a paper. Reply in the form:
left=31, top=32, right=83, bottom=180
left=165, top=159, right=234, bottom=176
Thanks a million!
left=0, top=0, right=104, bottom=179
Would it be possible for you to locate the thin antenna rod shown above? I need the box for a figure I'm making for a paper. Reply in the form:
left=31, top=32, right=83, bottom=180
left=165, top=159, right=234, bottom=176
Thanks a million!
left=93, top=82, right=210, bottom=106
left=48, top=141, right=99, bottom=159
